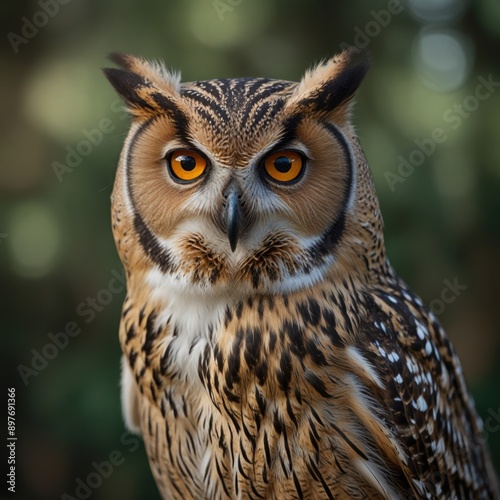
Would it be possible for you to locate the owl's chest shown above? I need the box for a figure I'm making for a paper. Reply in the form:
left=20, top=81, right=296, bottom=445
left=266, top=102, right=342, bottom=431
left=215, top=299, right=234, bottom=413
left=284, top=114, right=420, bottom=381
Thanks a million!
left=124, top=286, right=387, bottom=499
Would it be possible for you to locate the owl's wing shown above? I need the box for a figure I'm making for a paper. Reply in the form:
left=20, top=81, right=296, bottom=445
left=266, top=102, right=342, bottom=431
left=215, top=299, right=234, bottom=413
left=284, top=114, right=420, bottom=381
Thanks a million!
left=356, top=279, right=498, bottom=498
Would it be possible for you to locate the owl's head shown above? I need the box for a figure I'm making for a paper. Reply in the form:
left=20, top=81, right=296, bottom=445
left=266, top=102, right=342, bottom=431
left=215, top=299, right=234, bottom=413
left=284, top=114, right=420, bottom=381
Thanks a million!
left=105, top=50, right=385, bottom=298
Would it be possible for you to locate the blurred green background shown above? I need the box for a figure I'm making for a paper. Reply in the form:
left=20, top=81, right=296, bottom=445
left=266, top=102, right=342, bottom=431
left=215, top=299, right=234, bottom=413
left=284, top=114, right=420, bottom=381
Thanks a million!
left=2, top=0, right=499, bottom=498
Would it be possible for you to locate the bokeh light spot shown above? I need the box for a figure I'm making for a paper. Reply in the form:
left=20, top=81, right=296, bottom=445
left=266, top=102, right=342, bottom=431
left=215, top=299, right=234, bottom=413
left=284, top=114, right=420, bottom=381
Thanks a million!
left=8, top=202, right=60, bottom=278
left=413, top=29, right=472, bottom=92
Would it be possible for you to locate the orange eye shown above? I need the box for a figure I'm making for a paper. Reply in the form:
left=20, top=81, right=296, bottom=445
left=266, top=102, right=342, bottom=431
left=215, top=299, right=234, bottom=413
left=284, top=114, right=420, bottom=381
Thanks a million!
left=168, top=149, right=207, bottom=182
left=263, top=150, right=304, bottom=184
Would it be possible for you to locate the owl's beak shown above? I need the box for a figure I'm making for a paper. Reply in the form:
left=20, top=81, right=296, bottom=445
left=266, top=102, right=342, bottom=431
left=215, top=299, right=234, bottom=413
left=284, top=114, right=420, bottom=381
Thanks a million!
left=224, top=187, right=242, bottom=252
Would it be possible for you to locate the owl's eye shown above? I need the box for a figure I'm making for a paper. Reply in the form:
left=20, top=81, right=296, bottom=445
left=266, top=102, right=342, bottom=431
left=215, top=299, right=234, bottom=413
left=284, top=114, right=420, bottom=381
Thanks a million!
left=263, top=150, right=304, bottom=184
left=167, top=149, right=207, bottom=183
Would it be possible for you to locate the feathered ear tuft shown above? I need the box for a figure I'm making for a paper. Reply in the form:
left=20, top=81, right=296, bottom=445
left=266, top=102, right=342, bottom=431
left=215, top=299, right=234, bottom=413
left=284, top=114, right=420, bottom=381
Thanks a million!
left=287, top=49, right=371, bottom=124
left=102, top=52, right=182, bottom=118
left=107, top=52, right=181, bottom=95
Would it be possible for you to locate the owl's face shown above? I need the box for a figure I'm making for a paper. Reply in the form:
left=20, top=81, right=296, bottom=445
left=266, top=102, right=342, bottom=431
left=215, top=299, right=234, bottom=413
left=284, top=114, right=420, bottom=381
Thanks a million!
left=106, top=51, right=378, bottom=297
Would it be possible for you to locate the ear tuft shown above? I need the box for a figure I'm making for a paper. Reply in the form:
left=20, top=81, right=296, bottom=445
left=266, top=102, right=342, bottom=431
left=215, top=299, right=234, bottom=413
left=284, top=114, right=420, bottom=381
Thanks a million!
left=108, top=51, right=133, bottom=70
left=102, top=67, right=154, bottom=111
left=103, top=52, right=183, bottom=118
left=288, top=49, right=371, bottom=123
left=105, top=52, right=181, bottom=95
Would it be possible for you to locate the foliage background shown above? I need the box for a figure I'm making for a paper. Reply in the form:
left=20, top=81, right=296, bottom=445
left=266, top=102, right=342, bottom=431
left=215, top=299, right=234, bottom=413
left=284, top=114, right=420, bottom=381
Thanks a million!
left=2, top=0, right=499, bottom=498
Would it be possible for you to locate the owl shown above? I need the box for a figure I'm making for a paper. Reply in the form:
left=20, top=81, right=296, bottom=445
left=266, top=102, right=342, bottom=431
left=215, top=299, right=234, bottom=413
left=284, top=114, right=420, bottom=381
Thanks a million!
left=104, top=50, right=499, bottom=499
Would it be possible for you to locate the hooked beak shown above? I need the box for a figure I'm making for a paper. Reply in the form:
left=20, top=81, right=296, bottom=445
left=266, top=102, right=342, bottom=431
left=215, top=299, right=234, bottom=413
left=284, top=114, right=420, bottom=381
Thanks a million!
left=224, top=187, right=242, bottom=253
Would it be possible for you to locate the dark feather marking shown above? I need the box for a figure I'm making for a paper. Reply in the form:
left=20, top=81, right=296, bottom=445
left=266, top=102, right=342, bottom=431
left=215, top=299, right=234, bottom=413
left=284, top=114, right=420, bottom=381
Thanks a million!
left=125, top=324, right=136, bottom=344
left=283, top=429, right=293, bottom=469
left=103, top=68, right=154, bottom=109
left=250, top=481, right=265, bottom=499
left=166, top=390, right=178, bottom=419
left=257, top=298, right=265, bottom=319
left=226, top=329, right=243, bottom=389
left=239, top=438, right=251, bottom=464
left=262, top=465, right=268, bottom=484
left=277, top=351, right=292, bottom=393
left=195, top=106, right=218, bottom=129
left=310, top=121, right=353, bottom=260
left=247, top=101, right=271, bottom=130
left=268, top=330, right=277, bottom=353
left=255, top=387, right=267, bottom=415
left=322, top=309, right=344, bottom=347
left=270, top=113, right=302, bottom=153
left=334, top=454, right=346, bottom=474
left=183, top=88, right=230, bottom=122
left=121, top=303, right=133, bottom=317
left=278, top=454, right=290, bottom=478
left=142, top=311, right=158, bottom=355
left=309, top=406, right=325, bottom=427
left=305, top=372, right=332, bottom=398
left=177, top=452, right=196, bottom=483
left=263, top=431, right=272, bottom=467
left=169, top=478, right=184, bottom=498
left=244, top=327, right=262, bottom=370
left=148, top=409, right=153, bottom=436
left=138, top=305, right=146, bottom=324
left=217, top=429, right=227, bottom=455
left=273, top=409, right=284, bottom=435
left=215, top=459, right=230, bottom=497
left=237, top=457, right=250, bottom=480
left=125, top=324, right=136, bottom=345
left=241, top=418, right=255, bottom=449
left=285, top=320, right=305, bottom=358
left=181, top=395, right=188, bottom=417
left=307, top=459, right=335, bottom=500
left=161, top=342, right=175, bottom=375
left=306, top=461, right=319, bottom=481
left=224, top=306, right=233, bottom=328
left=331, top=421, right=368, bottom=460
left=293, top=471, right=304, bottom=499
left=308, top=298, right=322, bottom=325
left=294, top=387, right=303, bottom=405
left=214, top=344, right=224, bottom=371
left=307, top=339, right=328, bottom=366
left=193, top=80, right=223, bottom=100
left=221, top=397, right=240, bottom=432
left=150, top=92, right=191, bottom=141
left=286, top=397, right=298, bottom=428
left=223, top=386, right=240, bottom=403
left=255, top=361, right=268, bottom=386
left=309, top=428, right=320, bottom=456
left=235, top=301, right=244, bottom=319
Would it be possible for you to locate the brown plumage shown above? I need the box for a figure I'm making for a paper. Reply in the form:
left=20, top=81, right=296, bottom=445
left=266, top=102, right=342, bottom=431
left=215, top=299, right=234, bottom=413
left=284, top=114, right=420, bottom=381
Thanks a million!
left=104, top=50, right=499, bottom=499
